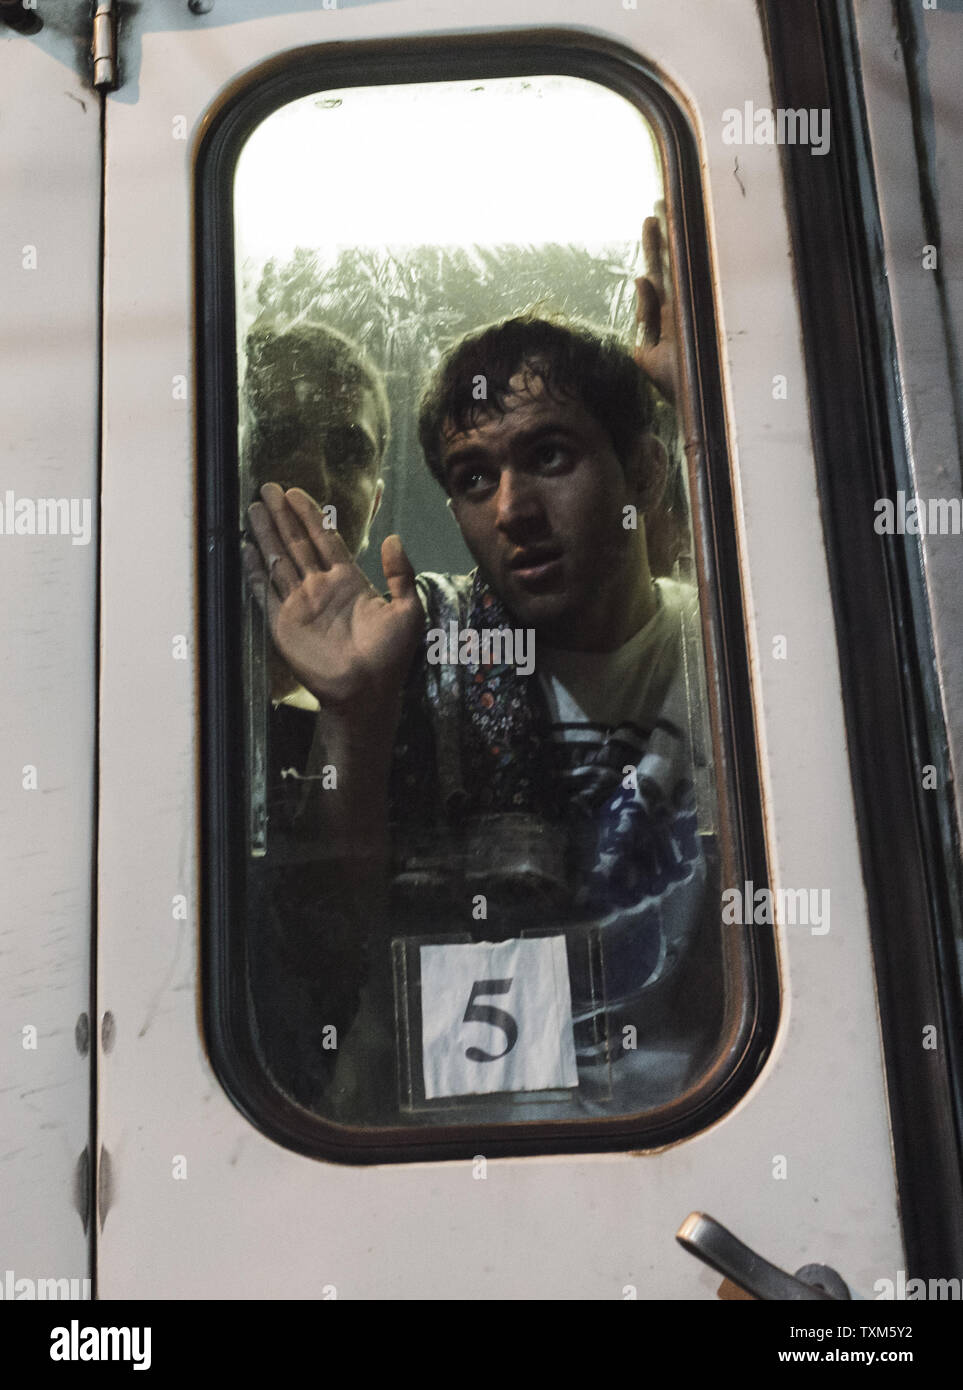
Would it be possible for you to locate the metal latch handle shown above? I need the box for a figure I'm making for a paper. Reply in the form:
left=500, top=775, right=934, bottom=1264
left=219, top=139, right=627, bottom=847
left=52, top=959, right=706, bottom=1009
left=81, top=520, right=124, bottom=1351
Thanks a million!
left=677, top=1212, right=852, bottom=1300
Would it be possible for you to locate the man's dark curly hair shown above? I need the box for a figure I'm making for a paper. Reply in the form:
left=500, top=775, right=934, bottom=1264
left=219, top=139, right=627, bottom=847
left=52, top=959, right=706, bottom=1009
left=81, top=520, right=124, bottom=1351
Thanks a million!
left=417, top=313, right=657, bottom=487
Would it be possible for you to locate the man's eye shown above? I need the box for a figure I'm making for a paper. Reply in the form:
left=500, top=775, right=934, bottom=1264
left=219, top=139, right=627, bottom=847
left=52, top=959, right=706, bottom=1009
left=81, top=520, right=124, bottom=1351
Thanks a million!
left=454, top=468, right=496, bottom=497
left=532, top=443, right=570, bottom=470
left=325, top=429, right=372, bottom=471
left=328, top=450, right=361, bottom=472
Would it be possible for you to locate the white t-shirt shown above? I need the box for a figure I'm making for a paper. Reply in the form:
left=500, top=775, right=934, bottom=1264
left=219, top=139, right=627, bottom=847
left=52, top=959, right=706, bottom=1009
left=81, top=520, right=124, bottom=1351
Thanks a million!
left=536, top=578, right=694, bottom=810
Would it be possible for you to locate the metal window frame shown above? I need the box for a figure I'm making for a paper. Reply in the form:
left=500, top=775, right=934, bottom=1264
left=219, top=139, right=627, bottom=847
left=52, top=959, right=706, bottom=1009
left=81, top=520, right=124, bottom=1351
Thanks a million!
left=195, top=28, right=776, bottom=1164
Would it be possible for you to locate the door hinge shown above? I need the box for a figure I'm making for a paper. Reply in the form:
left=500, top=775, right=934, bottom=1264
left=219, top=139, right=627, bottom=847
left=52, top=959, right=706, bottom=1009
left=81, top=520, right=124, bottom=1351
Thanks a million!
left=92, top=0, right=118, bottom=92
left=73, top=1145, right=92, bottom=1235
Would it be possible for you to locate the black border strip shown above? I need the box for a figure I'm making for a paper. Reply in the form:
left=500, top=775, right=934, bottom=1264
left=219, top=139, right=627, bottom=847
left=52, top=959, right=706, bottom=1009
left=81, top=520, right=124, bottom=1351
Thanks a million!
left=88, top=76, right=108, bottom=1302
left=761, top=0, right=963, bottom=1276
left=195, top=30, right=777, bottom=1164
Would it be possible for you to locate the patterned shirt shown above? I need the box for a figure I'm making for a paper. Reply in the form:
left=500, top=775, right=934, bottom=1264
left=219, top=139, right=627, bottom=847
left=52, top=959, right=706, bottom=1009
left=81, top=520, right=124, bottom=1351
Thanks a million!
left=388, top=569, right=712, bottom=1066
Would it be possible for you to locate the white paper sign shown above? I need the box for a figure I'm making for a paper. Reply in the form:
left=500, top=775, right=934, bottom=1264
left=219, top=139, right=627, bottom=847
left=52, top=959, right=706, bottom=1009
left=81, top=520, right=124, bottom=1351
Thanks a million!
left=420, top=937, right=578, bottom=1099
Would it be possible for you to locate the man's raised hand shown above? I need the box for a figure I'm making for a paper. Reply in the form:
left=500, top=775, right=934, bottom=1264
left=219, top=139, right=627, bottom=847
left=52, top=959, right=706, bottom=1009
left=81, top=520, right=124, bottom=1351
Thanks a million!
left=244, top=484, right=422, bottom=719
left=634, top=204, right=681, bottom=408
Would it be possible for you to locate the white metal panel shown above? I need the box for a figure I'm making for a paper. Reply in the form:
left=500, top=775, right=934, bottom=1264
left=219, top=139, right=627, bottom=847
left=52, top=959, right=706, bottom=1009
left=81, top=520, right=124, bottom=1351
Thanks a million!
left=853, top=0, right=963, bottom=839
left=0, top=29, right=98, bottom=1284
left=98, top=0, right=902, bottom=1297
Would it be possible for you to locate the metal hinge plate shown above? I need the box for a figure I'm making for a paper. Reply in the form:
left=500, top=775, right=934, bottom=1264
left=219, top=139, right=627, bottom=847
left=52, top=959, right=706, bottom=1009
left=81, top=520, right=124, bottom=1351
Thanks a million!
left=92, top=0, right=118, bottom=92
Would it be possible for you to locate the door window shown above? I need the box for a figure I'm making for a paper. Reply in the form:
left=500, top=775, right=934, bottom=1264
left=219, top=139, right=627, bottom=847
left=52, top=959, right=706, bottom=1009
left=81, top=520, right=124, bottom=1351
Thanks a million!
left=199, top=53, right=772, bottom=1158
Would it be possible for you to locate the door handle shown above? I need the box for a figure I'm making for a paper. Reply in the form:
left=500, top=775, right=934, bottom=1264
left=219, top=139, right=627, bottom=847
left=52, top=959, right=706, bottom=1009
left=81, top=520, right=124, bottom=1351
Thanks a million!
left=677, top=1212, right=852, bottom=1300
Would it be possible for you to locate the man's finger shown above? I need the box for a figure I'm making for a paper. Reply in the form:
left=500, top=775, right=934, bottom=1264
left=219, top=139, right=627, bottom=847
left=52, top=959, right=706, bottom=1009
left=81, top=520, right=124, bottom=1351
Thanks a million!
left=242, top=539, right=283, bottom=630
left=635, top=276, right=662, bottom=349
left=285, top=487, right=354, bottom=569
left=642, top=216, right=664, bottom=299
left=381, top=534, right=416, bottom=603
left=247, top=501, right=301, bottom=599
left=242, top=537, right=265, bottom=587
left=259, top=482, right=322, bottom=578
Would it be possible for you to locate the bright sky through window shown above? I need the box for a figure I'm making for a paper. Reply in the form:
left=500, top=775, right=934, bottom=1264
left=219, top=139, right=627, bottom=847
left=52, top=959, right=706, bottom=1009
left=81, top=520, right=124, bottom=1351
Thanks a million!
left=235, top=75, right=662, bottom=265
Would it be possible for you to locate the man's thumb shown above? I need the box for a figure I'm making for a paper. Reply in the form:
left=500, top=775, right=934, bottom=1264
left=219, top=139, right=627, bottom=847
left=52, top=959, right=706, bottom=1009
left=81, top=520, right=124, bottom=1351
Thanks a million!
left=381, top=534, right=416, bottom=602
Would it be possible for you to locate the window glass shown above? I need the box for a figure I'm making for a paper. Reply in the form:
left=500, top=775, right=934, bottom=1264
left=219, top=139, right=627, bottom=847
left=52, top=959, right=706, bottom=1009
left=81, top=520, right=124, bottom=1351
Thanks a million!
left=233, top=74, right=732, bottom=1137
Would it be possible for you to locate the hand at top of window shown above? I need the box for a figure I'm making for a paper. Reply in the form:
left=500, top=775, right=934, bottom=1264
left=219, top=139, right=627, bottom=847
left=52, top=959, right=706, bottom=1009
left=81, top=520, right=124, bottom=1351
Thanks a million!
left=634, top=206, right=681, bottom=408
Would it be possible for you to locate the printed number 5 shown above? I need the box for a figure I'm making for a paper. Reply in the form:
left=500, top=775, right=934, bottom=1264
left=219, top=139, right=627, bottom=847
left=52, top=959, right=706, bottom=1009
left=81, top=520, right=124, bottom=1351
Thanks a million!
left=462, top=978, right=518, bottom=1062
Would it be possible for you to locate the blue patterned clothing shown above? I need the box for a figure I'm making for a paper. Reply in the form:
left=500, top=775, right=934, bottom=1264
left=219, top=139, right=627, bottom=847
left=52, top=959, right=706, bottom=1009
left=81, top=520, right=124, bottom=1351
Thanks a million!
left=388, top=570, right=713, bottom=1068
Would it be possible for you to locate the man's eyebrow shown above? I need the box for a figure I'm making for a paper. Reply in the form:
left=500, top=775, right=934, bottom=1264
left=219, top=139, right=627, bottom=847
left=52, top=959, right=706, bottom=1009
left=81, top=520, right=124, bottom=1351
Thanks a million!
left=442, top=444, right=491, bottom=475
left=442, top=421, right=583, bottom=476
left=512, top=422, right=583, bottom=450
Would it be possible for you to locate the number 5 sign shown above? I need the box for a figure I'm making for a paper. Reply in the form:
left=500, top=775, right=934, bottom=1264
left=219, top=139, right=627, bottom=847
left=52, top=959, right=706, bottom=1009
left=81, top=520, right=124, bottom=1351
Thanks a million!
left=420, top=938, right=579, bottom=1099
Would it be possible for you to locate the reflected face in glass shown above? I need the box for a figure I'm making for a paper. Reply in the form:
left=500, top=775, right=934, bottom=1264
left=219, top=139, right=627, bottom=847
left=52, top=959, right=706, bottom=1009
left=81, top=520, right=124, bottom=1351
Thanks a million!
left=442, top=375, right=650, bottom=649
left=250, top=385, right=383, bottom=557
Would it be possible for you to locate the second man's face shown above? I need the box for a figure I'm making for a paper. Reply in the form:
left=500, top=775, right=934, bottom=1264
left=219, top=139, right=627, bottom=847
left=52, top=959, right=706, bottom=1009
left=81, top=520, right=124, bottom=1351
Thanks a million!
left=441, top=373, right=650, bottom=651
left=252, top=384, right=383, bottom=558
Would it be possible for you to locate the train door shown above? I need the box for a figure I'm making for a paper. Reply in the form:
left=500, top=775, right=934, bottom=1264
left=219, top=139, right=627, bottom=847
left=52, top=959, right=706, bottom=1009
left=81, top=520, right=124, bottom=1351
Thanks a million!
left=0, top=7, right=98, bottom=1296
left=81, top=0, right=961, bottom=1299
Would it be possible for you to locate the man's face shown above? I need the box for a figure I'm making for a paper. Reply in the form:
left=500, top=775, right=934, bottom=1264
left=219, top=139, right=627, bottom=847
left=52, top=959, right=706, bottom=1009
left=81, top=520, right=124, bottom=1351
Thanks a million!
left=441, top=372, right=650, bottom=649
left=251, top=384, right=382, bottom=557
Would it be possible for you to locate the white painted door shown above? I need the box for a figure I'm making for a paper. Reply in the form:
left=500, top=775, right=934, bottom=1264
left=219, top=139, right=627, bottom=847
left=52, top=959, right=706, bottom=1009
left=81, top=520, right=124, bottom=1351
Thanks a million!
left=97, top=0, right=905, bottom=1299
left=0, top=15, right=99, bottom=1295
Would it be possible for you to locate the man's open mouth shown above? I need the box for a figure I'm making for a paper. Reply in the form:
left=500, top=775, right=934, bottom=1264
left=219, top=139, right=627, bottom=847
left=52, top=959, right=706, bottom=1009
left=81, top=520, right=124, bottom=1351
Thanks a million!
left=508, top=546, right=564, bottom=583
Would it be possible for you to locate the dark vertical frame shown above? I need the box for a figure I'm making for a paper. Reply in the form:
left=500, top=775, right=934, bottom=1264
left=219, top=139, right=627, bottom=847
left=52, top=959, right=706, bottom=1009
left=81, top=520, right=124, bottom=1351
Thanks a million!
left=760, top=0, right=963, bottom=1277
